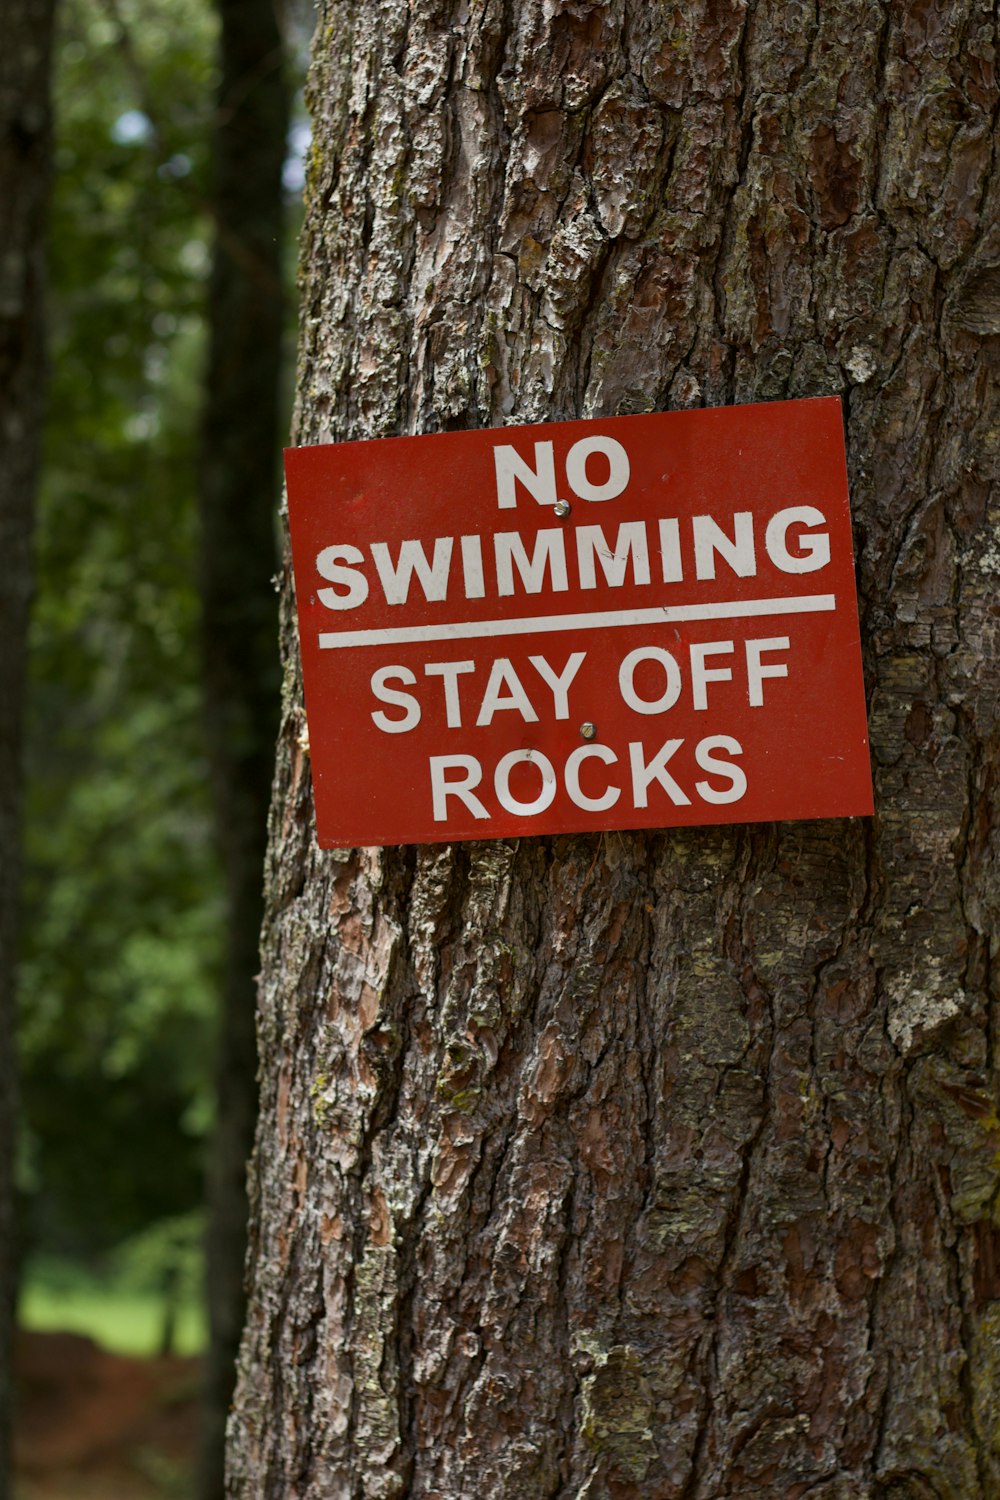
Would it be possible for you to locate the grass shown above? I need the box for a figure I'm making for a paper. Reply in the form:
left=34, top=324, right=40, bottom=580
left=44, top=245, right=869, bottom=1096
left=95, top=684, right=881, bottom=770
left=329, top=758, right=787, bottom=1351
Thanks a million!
left=18, top=1257, right=207, bottom=1359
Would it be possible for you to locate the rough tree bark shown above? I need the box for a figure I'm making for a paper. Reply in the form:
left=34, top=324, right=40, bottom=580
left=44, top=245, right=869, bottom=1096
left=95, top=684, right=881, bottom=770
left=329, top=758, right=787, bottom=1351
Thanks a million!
left=229, top=1, right=1000, bottom=1496
left=196, top=1, right=287, bottom=1495
left=0, top=6, right=55, bottom=1498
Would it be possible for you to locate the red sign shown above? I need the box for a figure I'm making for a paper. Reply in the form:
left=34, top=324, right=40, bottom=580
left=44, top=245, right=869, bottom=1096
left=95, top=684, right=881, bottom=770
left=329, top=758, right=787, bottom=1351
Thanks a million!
left=285, top=398, right=872, bottom=848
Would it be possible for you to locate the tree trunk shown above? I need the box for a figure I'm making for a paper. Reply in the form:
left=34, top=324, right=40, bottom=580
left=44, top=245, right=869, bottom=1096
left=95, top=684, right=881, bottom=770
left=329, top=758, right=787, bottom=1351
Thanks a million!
left=0, top=6, right=55, bottom=1497
left=229, top=1, right=1000, bottom=1496
left=196, top=1, right=287, bottom=1495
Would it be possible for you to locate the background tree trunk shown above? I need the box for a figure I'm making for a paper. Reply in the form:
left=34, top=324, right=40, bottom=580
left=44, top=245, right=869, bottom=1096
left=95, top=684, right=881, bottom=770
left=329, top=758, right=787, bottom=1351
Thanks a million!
left=229, top=1, right=1000, bottom=1495
left=196, top=1, right=287, bottom=1494
left=0, top=6, right=55, bottom=1498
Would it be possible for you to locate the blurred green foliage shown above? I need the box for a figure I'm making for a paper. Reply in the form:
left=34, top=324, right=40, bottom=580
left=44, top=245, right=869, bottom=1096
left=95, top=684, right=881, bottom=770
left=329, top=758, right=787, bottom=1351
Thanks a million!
left=19, top=0, right=223, bottom=1261
left=19, top=1213, right=207, bottom=1357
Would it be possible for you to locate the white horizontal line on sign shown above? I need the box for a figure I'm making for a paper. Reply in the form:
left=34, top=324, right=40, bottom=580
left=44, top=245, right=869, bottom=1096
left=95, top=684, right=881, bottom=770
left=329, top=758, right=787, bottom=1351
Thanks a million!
left=317, top=593, right=837, bottom=650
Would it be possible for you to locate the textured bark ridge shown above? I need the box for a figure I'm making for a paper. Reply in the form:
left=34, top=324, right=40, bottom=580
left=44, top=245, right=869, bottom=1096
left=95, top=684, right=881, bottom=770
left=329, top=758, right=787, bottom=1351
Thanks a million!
left=229, top=1, right=1000, bottom=1496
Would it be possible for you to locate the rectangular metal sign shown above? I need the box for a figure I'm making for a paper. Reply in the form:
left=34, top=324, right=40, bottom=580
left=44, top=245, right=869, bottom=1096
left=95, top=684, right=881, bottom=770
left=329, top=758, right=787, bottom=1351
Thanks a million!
left=285, top=397, right=873, bottom=848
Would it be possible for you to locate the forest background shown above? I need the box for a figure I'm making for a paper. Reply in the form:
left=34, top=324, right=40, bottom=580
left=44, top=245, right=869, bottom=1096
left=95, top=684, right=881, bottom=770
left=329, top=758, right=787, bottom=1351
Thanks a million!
left=10, top=0, right=308, bottom=1490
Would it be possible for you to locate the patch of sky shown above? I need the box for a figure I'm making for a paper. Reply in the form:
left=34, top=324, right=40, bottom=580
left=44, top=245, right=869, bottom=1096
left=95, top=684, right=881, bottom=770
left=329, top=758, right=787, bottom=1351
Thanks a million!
left=111, top=109, right=155, bottom=146
left=283, top=120, right=311, bottom=193
left=158, top=153, right=193, bottom=181
left=179, top=239, right=210, bottom=277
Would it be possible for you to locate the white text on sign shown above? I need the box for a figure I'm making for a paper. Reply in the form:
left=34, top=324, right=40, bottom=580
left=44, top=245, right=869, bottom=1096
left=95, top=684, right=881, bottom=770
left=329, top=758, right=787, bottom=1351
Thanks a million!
left=311, top=434, right=830, bottom=828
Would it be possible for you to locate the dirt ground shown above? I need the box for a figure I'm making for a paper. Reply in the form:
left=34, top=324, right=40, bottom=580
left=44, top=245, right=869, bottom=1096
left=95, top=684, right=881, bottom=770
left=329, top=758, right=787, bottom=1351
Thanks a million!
left=14, top=1329, right=201, bottom=1500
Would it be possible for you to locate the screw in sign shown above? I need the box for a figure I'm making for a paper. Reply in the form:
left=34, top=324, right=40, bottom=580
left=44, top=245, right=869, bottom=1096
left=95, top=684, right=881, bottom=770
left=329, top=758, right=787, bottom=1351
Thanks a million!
left=285, top=397, right=873, bottom=848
